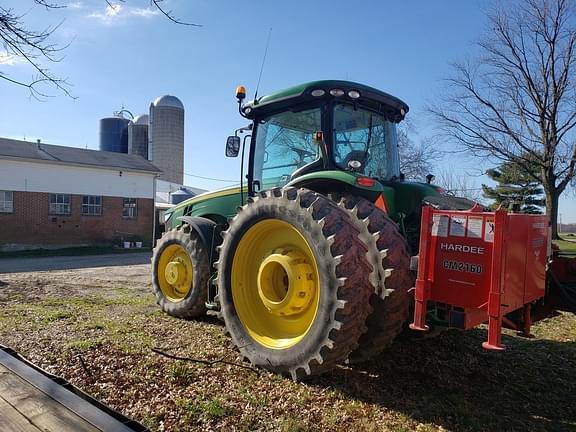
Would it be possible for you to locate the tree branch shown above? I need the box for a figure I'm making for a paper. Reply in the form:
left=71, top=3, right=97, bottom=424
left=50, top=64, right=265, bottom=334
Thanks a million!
left=151, top=0, right=202, bottom=27
left=151, top=347, right=260, bottom=374
left=1, top=1, right=201, bottom=99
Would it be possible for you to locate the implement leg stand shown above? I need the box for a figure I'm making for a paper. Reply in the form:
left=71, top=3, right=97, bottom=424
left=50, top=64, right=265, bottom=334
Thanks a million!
left=518, top=304, right=534, bottom=338
left=410, top=281, right=430, bottom=332
left=482, top=211, right=506, bottom=352
left=482, top=313, right=506, bottom=351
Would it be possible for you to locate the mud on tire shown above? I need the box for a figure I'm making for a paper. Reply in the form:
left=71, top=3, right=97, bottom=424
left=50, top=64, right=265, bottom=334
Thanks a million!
left=333, top=195, right=413, bottom=364
left=216, top=187, right=374, bottom=380
left=152, top=224, right=209, bottom=319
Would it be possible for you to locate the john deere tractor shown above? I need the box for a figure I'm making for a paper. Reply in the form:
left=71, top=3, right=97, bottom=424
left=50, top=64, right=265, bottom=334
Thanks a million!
left=152, top=80, right=446, bottom=380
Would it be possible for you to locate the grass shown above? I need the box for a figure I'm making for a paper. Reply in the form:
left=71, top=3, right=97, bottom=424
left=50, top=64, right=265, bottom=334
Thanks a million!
left=0, top=268, right=575, bottom=431
left=555, top=232, right=576, bottom=255
left=67, top=339, right=102, bottom=351
left=168, top=362, right=197, bottom=384
left=43, top=310, right=73, bottom=323
left=175, top=397, right=229, bottom=420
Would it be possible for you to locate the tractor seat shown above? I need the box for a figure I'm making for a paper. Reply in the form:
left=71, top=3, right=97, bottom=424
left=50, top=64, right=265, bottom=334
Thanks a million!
left=343, top=150, right=368, bottom=168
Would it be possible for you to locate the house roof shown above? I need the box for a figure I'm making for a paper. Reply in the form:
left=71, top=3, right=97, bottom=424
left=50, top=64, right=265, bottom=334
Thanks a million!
left=0, top=138, right=161, bottom=174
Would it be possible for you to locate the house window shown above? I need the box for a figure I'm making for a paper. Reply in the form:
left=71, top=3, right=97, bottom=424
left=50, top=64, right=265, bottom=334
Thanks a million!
left=82, top=196, right=102, bottom=215
left=122, top=198, right=137, bottom=218
left=0, top=191, right=14, bottom=213
left=49, top=194, right=71, bottom=215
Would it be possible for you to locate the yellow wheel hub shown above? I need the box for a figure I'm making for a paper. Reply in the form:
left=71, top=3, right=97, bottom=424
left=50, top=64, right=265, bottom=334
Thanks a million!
left=165, top=261, right=185, bottom=285
left=158, top=244, right=193, bottom=302
left=257, top=251, right=315, bottom=316
left=231, top=219, right=320, bottom=349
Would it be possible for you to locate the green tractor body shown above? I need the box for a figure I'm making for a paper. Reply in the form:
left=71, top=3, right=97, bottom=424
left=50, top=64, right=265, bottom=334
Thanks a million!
left=164, top=80, right=442, bottom=246
left=165, top=172, right=439, bottom=232
left=153, top=80, right=446, bottom=379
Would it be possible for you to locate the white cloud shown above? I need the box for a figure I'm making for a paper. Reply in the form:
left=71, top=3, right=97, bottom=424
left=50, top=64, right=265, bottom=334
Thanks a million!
left=0, top=53, right=26, bottom=66
left=87, top=4, right=159, bottom=24
left=130, top=8, right=160, bottom=18
left=106, top=4, right=121, bottom=16
left=67, top=1, right=85, bottom=9
left=87, top=4, right=121, bottom=24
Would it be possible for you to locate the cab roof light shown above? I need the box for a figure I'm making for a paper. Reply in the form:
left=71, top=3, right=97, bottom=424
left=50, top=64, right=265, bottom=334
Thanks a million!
left=348, top=90, right=361, bottom=99
left=311, top=89, right=326, bottom=97
left=330, top=88, right=345, bottom=97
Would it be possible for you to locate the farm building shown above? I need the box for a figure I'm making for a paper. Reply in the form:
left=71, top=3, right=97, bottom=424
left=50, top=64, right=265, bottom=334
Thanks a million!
left=0, top=138, right=161, bottom=252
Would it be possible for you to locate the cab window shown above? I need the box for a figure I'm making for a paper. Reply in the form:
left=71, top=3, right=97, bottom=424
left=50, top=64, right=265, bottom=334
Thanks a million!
left=333, top=103, right=400, bottom=180
left=253, top=108, right=322, bottom=189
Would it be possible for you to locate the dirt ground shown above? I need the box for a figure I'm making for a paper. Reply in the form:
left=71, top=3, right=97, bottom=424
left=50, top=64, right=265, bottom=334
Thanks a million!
left=0, top=263, right=575, bottom=432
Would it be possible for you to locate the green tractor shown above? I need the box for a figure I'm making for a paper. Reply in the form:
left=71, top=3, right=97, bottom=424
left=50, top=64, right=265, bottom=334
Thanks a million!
left=152, top=80, right=447, bottom=380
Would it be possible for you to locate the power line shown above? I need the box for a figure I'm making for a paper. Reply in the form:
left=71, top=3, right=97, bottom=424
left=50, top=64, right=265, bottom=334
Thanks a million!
left=445, top=187, right=485, bottom=192
left=183, top=172, right=237, bottom=183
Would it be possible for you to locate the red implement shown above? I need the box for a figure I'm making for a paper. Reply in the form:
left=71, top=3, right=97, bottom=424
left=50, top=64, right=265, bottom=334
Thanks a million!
left=410, top=207, right=549, bottom=350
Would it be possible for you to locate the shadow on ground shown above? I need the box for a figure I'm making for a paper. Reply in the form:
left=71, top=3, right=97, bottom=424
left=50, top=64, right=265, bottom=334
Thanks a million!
left=311, top=328, right=576, bottom=432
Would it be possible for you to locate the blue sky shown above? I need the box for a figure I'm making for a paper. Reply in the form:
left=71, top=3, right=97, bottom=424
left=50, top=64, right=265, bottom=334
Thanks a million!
left=1, top=0, right=575, bottom=222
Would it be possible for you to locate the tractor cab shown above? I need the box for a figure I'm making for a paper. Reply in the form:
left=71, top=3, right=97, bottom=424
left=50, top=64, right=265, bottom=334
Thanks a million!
left=229, top=80, right=409, bottom=195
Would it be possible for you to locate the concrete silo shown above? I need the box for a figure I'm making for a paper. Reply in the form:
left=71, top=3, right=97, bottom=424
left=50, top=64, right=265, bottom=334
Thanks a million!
left=128, top=114, right=149, bottom=159
left=149, top=95, right=184, bottom=184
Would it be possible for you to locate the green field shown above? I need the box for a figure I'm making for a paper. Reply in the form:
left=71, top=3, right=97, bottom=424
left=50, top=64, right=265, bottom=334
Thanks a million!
left=555, top=233, right=576, bottom=255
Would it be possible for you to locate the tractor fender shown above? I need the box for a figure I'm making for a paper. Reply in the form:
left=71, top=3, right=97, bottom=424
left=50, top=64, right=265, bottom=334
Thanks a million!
left=176, top=216, right=220, bottom=260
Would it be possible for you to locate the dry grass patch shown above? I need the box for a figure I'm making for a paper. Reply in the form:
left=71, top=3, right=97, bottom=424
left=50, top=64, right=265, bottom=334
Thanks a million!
left=0, top=267, right=574, bottom=431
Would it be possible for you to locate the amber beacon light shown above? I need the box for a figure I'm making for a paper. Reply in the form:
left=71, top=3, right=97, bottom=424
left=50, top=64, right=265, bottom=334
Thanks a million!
left=236, top=86, right=246, bottom=102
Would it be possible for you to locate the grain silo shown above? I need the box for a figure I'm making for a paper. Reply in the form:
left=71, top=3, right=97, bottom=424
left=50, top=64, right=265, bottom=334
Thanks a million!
left=149, top=95, right=184, bottom=184
left=99, top=116, right=129, bottom=153
left=128, top=114, right=149, bottom=159
left=171, top=187, right=195, bottom=204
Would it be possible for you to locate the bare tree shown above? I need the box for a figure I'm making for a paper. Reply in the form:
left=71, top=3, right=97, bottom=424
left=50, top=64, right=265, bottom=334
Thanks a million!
left=0, top=1, right=199, bottom=99
left=436, top=169, right=483, bottom=202
left=0, top=1, right=71, bottom=98
left=397, top=121, right=442, bottom=181
left=429, top=0, right=576, bottom=239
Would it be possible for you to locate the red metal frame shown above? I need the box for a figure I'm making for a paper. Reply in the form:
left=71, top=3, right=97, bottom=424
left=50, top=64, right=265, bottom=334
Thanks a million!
left=410, top=205, right=433, bottom=332
left=411, top=207, right=549, bottom=350
left=482, top=210, right=507, bottom=350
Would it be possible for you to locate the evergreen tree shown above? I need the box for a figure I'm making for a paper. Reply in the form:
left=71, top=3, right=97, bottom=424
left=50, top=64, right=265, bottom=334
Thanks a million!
left=482, top=161, right=545, bottom=214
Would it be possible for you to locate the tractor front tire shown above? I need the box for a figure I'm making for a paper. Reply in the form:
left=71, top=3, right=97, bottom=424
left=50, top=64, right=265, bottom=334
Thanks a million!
left=217, top=188, right=374, bottom=380
left=152, top=224, right=209, bottom=319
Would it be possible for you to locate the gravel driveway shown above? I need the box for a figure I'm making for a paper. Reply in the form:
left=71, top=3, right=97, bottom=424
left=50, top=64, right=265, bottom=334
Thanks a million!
left=0, top=252, right=151, bottom=273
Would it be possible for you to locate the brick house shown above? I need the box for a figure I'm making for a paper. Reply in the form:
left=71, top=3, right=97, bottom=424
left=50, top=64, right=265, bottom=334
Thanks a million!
left=0, top=138, right=161, bottom=251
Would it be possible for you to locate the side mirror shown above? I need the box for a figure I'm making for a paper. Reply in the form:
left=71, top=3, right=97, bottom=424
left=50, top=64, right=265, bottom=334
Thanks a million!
left=226, top=136, right=241, bottom=157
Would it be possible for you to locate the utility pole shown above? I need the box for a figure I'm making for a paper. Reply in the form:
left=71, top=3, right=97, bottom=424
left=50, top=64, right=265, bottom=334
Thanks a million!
left=559, top=214, right=563, bottom=234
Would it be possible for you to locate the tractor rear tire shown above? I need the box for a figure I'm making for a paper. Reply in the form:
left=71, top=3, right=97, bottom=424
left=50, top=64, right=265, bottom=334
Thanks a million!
left=152, top=224, right=209, bottom=319
left=216, top=188, right=374, bottom=380
left=334, top=195, right=413, bottom=364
